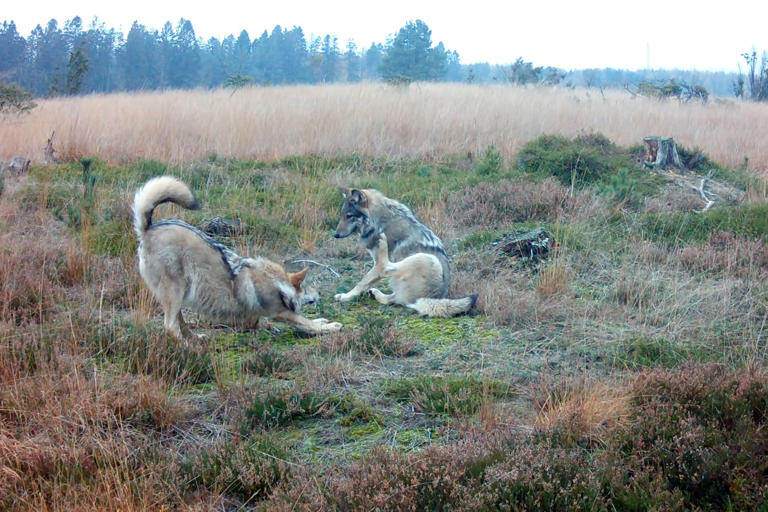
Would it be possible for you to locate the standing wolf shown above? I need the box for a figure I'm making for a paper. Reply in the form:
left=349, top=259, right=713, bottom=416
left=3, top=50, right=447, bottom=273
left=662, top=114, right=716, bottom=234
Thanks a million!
left=333, top=187, right=477, bottom=317
left=133, top=176, right=342, bottom=339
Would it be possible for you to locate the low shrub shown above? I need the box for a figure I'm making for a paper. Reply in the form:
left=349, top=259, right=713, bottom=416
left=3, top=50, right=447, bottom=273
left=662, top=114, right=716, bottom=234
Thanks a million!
left=246, top=387, right=341, bottom=428
left=447, top=178, right=570, bottom=229
left=96, top=321, right=215, bottom=386
left=616, top=363, right=768, bottom=510
left=267, top=364, right=768, bottom=511
left=181, top=434, right=289, bottom=502
left=243, top=342, right=298, bottom=378
left=353, top=315, right=418, bottom=357
left=517, top=133, right=633, bottom=187
left=384, top=375, right=507, bottom=416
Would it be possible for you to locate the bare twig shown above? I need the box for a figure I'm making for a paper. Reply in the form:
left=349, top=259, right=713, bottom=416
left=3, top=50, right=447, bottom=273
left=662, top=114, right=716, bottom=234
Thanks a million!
left=695, top=177, right=715, bottom=212
left=286, top=259, right=340, bottom=277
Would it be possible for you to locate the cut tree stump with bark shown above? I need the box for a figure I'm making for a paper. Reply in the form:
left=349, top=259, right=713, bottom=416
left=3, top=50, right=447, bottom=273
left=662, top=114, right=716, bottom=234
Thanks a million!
left=643, top=136, right=684, bottom=170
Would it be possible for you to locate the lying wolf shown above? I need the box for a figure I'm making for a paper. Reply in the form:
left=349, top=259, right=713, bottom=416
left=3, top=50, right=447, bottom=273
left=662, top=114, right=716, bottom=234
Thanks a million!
left=333, top=187, right=477, bottom=317
left=133, top=176, right=342, bottom=339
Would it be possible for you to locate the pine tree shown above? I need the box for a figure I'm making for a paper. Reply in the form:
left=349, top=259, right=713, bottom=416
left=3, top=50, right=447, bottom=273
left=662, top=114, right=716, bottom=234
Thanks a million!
left=344, top=40, right=361, bottom=82
left=321, top=34, right=339, bottom=82
left=380, top=20, right=448, bottom=82
left=66, top=44, right=89, bottom=94
left=0, top=22, right=27, bottom=83
left=120, top=21, right=160, bottom=90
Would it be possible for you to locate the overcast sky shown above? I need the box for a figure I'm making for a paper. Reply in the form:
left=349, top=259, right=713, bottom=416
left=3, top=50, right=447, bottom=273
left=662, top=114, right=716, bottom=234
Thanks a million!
left=4, top=0, right=767, bottom=72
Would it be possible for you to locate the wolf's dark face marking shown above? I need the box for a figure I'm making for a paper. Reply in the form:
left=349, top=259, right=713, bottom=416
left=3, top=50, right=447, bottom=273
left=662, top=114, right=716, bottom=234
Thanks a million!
left=334, top=188, right=369, bottom=239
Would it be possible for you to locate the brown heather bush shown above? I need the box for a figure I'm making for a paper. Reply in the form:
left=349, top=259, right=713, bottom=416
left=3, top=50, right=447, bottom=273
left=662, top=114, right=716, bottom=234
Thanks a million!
left=643, top=184, right=713, bottom=213
left=0, top=368, right=188, bottom=510
left=617, top=363, right=768, bottom=510
left=181, top=433, right=290, bottom=504
left=674, top=230, right=768, bottom=278
left=243, top=342, right=301, bottom=378
left=447, top=178, right=571, bottom=229
left=264, top=363, right=768, bottom=511
left=470, top=268, right=576, bottom=328
left=0, top=203, right=89, bottom=324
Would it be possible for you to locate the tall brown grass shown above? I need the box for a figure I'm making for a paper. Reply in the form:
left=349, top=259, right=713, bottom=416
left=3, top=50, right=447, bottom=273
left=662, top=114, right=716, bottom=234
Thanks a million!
left=2, top=83, right=767, bottom=172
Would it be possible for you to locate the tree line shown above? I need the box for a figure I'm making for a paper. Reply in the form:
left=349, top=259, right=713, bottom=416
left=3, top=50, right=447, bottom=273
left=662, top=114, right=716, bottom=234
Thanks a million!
left=0, top=17, right=462, bottom=96
left=0, top=16, right=752, bottom=100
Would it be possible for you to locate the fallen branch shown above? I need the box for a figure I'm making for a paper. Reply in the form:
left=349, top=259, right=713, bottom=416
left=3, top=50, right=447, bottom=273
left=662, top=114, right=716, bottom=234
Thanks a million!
left=695, top=177, right=715, bottom=212
left=286, top=259, right=340, bottom=278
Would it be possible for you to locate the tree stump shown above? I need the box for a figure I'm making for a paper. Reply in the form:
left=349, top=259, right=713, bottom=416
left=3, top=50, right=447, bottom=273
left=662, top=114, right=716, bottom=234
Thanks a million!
left=643, top=136, right=684, bottom=170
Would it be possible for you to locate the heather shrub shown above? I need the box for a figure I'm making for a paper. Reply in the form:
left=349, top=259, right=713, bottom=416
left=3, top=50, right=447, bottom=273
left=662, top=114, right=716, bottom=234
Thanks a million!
left=0, top=369, right=183, bottom=510
left=267, top=443, right=486, bottom=511
left=384, top=375, right=508, bottom=416
left=0, top=227, right=88, bottom=324
left=447, top=178, right=570, bottom=229
left=181, top=434, right=289, bottom=502
left=245, top=386, right=342, bottom=428
left=673, top=230, right=768, bottom=278
left=616, top=363, right=768, bottom=510
left=352, top=315, right=419, bottom=357
left=243, top=342, right=298, bottom=378
left=97, top=321, right=215, bottom=385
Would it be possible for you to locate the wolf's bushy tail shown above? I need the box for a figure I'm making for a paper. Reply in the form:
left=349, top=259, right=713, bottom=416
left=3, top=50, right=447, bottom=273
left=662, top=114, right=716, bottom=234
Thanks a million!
left=133, top=176, right=200, bottom=239
left=407, top=294, right=478, bottom=318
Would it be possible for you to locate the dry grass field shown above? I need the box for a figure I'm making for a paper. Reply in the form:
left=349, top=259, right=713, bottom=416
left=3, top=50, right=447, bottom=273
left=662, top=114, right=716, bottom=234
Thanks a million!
left=3, top=83, right=768, bottom=510
left=2, top=83, right=768, bottom=172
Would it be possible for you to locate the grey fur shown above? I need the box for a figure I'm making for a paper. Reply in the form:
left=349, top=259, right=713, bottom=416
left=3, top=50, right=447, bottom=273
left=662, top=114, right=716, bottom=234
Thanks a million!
left=333, top=188, right=475, bottom=317
left=133, top=176, right=341, bottom=339
left=151, top=219, right=249, bottom=278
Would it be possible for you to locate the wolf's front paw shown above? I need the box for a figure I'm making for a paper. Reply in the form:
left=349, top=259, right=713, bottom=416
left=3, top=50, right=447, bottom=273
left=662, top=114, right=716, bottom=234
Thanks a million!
left=334, top=292, right=353, bottom=302
left=322, top=321, right=343, bottom=332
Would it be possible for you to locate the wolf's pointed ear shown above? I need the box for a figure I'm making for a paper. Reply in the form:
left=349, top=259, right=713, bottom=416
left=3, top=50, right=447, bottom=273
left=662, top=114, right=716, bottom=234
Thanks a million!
left=289, top=267, right=309, bottom=291
left=338, top=186, right=350, bottom=199
left=350, top=189, right=367, bottom=208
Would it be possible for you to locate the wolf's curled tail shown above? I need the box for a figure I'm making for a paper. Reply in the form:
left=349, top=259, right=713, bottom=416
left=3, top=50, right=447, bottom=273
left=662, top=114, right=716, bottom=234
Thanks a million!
left=133, top=176, right=200, bottom=239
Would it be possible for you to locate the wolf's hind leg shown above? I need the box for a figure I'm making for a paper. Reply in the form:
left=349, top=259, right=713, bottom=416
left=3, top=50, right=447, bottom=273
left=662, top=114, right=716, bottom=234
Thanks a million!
left=370, top=288, right=397, bottom=305
left=334, top=265, right=382, bottom=302
left=161, top=300, right=183, bottom=340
